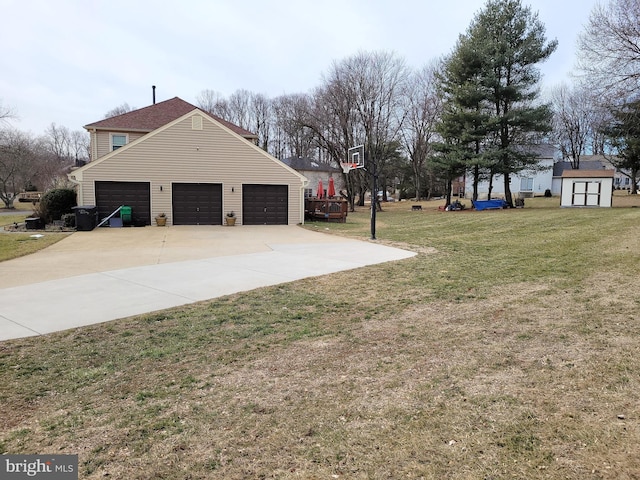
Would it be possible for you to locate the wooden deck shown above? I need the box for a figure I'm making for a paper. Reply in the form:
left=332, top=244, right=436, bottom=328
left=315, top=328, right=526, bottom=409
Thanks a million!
left=305, top=198, right=348, bottom=222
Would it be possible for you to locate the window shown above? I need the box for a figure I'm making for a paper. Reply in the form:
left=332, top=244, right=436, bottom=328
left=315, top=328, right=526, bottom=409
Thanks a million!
left=111, top=134, right=127, bottom=151
left=520, top=177, right=533, bottom=191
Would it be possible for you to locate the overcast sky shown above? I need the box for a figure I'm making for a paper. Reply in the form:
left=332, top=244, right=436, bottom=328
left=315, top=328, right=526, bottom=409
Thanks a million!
left=1, top=0, right=598, bottom=135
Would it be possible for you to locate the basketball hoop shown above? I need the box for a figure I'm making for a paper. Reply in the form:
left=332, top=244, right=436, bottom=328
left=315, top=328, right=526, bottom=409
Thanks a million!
left=344, top=145, right=365, bottom=174
left=340, top=163, right=358, bottom=174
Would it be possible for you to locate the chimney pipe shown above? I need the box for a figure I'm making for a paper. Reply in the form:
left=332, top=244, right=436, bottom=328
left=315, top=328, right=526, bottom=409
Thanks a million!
left=152, top=85, right=156, bottom=105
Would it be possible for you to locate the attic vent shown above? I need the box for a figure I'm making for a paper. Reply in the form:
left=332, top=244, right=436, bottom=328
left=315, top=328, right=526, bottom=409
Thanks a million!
left=192, top=115, right=203, bottom=131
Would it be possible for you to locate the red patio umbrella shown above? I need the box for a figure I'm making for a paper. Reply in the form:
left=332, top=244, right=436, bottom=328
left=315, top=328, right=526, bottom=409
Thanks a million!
left=327, top=177, right=336, bottom=198
left=317, top=179, right=324, bottom=198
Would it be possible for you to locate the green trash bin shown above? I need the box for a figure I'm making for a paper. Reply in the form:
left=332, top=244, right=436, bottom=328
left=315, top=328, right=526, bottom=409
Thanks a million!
left=120, top=206, right=132, bottom=225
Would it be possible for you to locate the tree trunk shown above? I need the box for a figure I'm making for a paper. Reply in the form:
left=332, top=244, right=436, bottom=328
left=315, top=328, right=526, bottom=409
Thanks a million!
left=488, top=174, right=494, bottom=200
left=472, top=164, right=480, bottom=201
left=445, top=179, right=453, bottom=206
left=504, top=174, right=514, bottom=207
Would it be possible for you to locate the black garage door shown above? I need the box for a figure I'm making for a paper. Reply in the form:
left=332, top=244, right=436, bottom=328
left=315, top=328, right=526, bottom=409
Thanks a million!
left=242, top=184, right=288, bottom=225
left=95, top=181, right=151, bottom=226
left=172, top=183, right=223, bottom=225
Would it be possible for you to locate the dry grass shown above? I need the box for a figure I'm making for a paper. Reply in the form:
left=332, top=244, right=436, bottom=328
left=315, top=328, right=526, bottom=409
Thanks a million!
left=1, top=197, right=640, bottom=479
left=0, top=202, right=69, bottom=261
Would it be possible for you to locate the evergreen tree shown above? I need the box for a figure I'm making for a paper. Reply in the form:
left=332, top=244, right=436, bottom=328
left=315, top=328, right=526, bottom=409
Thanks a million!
left=437, top=0, right=557, bottom=206
left=602, top=99, right=640, bottom=194
left=437, top=36, right=491, bottom=203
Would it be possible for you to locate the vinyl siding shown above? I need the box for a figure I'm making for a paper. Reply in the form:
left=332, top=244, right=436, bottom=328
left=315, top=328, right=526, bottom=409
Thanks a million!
left=93, top=131, right=147, bottom=159
left=76, top=112, right=305, bottom=225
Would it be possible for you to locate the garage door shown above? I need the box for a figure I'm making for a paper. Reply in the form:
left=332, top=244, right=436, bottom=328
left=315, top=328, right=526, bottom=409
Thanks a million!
left=172, top=183, right=223, bottom=225
left=95, top=181, right=151, bottom=226
left=242, top=184, right=288, bottom=225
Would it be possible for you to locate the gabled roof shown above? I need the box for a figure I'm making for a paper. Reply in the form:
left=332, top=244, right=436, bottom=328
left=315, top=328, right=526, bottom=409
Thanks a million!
left=281, top=156, right=340, bottom=173
left=84, top=97, right=257, bottom=139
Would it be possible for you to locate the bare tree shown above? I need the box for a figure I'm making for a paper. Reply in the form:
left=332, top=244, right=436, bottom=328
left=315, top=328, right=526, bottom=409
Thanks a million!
left=45, top=123, right=71, bottom=161
left=304, top=70, right=361, bottom=209
left=197, top=89, right=274, bottom=152
left=549, top=83, right=598, bottom=168
left=577, top=0, right=640, bottom=96
left=251, top=93, right=272, bottom=151
left=70, top=130, right=90, bottom=165
left=0, top=100, right=15, bottom=126
left=196, top=89, right=225, bottom=114
left=271, top=94, right=316, bottom=160
left=103, top=103, right=135, bottom=119
left=401, top=60, right=443, bottom=199
left=0, top=129, right=39, bottom=208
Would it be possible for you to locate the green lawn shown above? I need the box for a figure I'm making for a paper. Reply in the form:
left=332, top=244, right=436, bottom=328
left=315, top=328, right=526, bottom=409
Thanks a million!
left=1, top=198, right=640, bottom=479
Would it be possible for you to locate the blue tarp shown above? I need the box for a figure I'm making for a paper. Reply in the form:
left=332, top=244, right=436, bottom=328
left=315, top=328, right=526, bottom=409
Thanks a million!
left=473, top=199, right=507, bottom=211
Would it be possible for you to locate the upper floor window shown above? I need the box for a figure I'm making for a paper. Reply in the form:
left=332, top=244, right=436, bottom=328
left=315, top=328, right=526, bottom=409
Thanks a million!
left=111, top=134, right=128, bottom=151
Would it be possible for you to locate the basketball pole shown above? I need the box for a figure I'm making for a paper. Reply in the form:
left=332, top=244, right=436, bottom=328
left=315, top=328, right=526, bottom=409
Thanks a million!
left=368, top=151, right=377, bottom=240
left=348, top=144, right=376, bottom=240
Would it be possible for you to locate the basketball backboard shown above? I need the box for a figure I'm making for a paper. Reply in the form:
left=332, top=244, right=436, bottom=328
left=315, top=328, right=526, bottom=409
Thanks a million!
left=343, top=145, right=365, bottom=173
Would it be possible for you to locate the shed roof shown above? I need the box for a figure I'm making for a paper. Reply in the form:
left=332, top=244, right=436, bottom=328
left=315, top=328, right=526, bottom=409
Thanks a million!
left=561, top=169, right=615, bottom=178
left=84, top=97, right=257, bottom=139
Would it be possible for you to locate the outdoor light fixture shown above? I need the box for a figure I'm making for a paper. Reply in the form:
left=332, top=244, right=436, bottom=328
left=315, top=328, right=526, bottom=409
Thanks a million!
left=232, top=187, right=234, bottom=192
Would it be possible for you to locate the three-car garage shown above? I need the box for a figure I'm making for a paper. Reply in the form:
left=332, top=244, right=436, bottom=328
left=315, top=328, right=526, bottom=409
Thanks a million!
left=94, top=181, right=291, bottom=226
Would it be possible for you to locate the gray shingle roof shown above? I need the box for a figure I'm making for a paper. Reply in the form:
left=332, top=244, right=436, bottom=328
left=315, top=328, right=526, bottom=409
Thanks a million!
left=281, top=157, right=340, bottom=172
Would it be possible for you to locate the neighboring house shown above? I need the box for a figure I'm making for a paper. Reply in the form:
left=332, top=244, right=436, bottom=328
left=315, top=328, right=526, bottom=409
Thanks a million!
left=69, top=97, right=308, bottom=226
left=560, top=169, right=614, bottom=207
left=281, top=157, right=345, bottom=198
left=464, top=144, right=558, bottom=199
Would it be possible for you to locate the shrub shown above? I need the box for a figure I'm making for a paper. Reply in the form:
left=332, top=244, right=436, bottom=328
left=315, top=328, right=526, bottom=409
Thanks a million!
left=37, top=189, right=77, bottom=223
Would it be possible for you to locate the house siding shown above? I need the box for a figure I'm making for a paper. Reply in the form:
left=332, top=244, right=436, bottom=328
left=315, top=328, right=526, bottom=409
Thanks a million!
left=92, top=131, right=146, bottom=160
left=75, top=112, right=305, bottom=225
left=464, top=157, right=554, bottom=198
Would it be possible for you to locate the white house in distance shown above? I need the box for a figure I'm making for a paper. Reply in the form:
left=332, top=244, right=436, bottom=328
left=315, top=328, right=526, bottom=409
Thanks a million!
left=560, top=169, right=614, bottom=207
left=464, top=144, right=558, bottom=199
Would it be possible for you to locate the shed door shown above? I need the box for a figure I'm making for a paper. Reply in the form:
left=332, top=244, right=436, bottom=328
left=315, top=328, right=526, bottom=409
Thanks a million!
left=242, top=184, right=288, bottom=225
left=572, top=181, right=601, bottom=206
left=95, top=181, right=151, bottom=226
left=172, top=183, right=223, bottom=225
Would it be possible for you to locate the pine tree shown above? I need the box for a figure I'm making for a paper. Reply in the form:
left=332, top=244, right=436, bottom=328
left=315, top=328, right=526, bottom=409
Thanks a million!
left=602, top=99, right=640, bottom=194
left=437, top=0, right=557, bottom=206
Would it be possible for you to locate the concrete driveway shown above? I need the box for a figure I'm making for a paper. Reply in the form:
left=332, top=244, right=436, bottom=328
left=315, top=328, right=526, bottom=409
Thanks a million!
left=0, top=225, right=416, bottom=341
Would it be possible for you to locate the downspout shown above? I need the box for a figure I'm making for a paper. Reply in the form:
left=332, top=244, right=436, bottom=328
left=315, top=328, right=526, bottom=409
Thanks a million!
left=300, top=177, right=308, bottom=224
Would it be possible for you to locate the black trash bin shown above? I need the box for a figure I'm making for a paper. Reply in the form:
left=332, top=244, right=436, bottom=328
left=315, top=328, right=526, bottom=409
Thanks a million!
left=73, top=206, right=98, bottom=231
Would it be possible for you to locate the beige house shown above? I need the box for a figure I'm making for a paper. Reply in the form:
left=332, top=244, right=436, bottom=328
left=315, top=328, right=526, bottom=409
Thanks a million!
left=69, top=98, right=308, bottom=226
